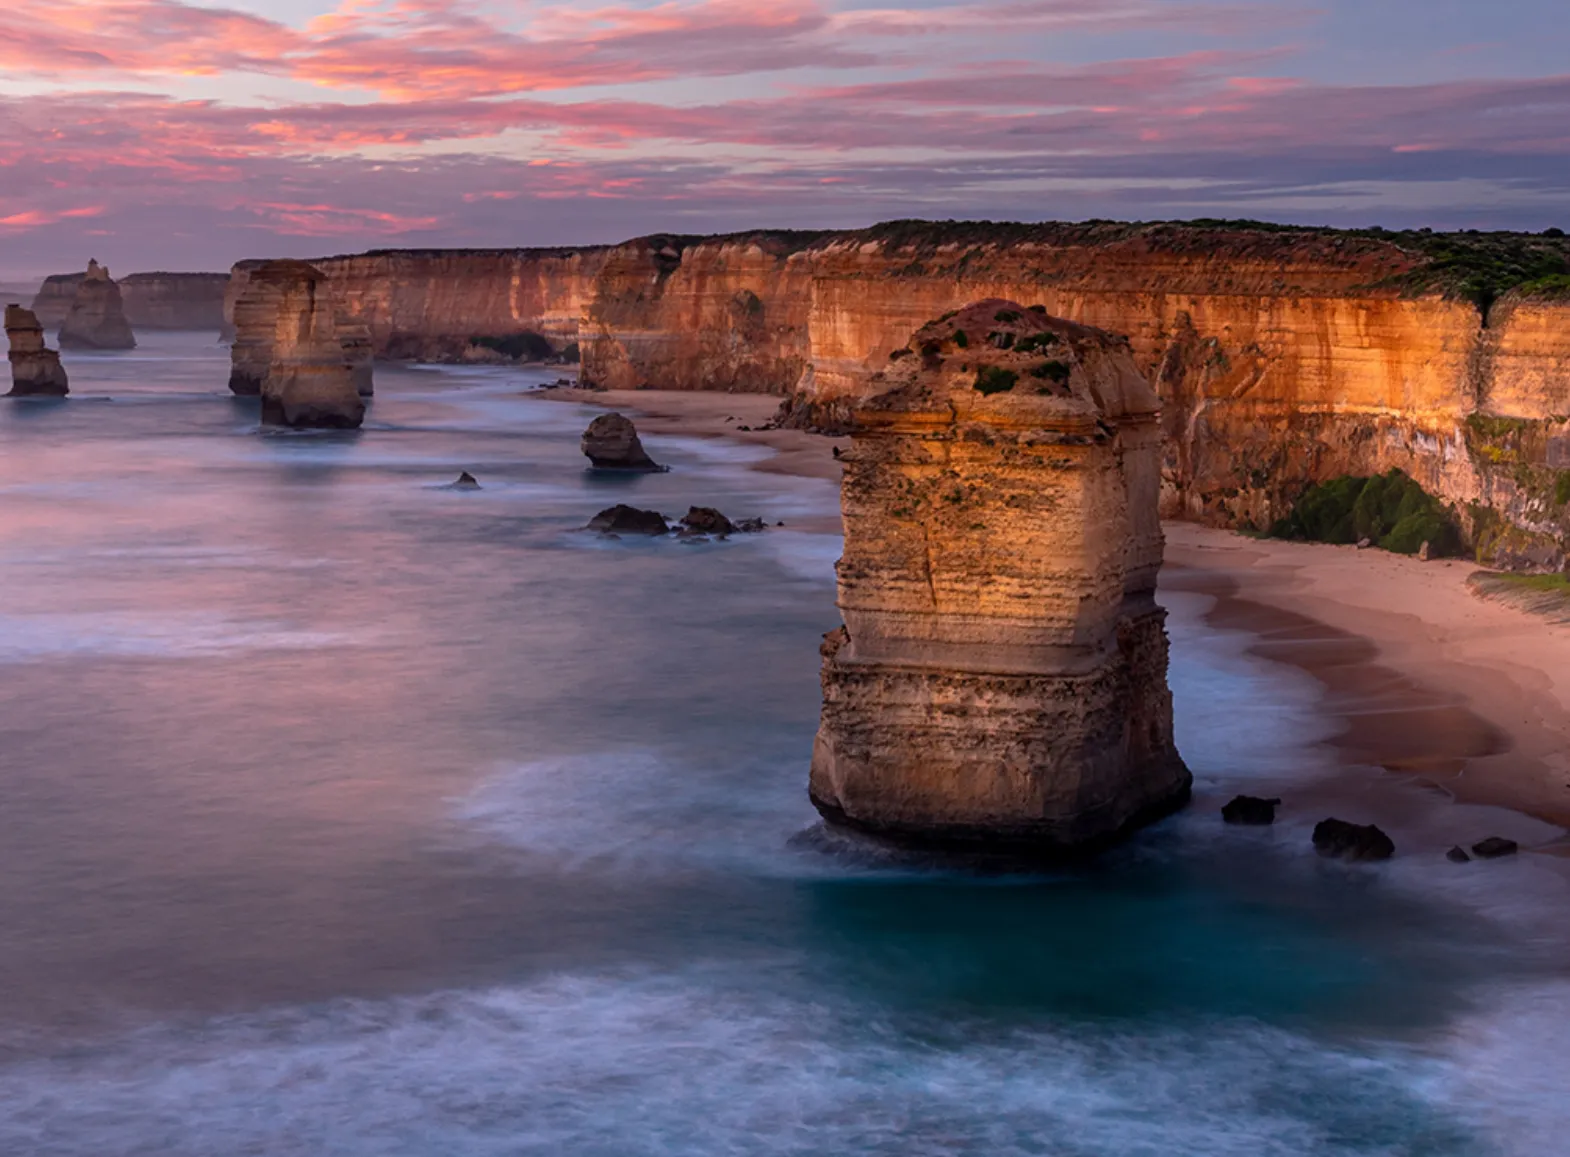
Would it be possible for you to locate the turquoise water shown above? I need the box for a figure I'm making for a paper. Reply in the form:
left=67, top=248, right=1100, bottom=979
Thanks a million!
left=1, top=334, right=1568, bottom=1155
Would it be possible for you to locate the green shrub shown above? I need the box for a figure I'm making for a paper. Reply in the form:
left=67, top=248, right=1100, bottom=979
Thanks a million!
left=1014, top=332, right=1061, bottom=354
left=1556, top=471, right=1570, bottom=506
left=994, top=309, right=1022, bottom=323
left=1029, top=359, right=1072, bottom=383
left=953, top=330, right=970, bottom=349
left=888, top=347, right=912, bottom=361
left=987, top=330, right=1015, bottom=349
left=469, top=331, right=555, bottom=361
left=1028, top=304, right=1047, bottom=314
left=1270, top=469, right=1461, bottom=556
left=974, top=366, right=1019, bottom=396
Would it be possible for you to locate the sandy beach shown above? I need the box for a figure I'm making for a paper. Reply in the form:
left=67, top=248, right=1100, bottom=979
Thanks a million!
left=546, top=385, right=1570, bottom=837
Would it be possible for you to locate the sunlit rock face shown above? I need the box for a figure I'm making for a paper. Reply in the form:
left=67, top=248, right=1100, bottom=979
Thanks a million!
left=809, top=300, right=1190, bottom=854
left=229, top=261, right=371, bottom=425
left=5, top=305, right=69, bottom=397
left=232, top=261, right=366, bottom=429
left=58, top=261, right=136, bottom=351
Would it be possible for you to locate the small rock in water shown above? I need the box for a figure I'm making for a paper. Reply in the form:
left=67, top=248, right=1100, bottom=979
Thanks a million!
left=734, top=517, right=767, bottom=533
left=1446, top=845, right=1472, bottom=863
left=1221, top=795, right=1280, bottom=825
left=452, top=471, right=481, bottom=490
left=1312, top=817, right=1395, bottom=862
left=581, top=413, right=664, bottom=471
left=1471, top=836, right=1519, bottom=859
left=682, top=507, right=735, bottom=536
left=588, top=504, right=669, bottom=535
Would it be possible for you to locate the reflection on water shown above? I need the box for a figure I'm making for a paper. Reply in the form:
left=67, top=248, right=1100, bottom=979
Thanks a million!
left=1, top=335, right=1568, bottom=1155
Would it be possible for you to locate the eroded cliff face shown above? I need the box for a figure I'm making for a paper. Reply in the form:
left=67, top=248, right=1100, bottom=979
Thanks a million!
left=33, top=271, right=227, bottom=331
left=227, top=222, right=1570, bottom=564
left=810, top=301, right=1189, bottom=853
left=58, top=261, right=136, bottom=350
left=5, top=304, right=68, bottom=397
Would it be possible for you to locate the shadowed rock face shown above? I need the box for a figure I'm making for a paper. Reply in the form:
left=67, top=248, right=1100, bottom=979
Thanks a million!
left=58, top=261, right=136, bottom=350
left=581, top=413, right=663, bottom=471
left=33, top=271, right=228, bottom=331
left=243, top=262, right=366, bottom=429
left=5, top=305, right=68, bottom=397
left=809, top=299, right=1191, bottom=855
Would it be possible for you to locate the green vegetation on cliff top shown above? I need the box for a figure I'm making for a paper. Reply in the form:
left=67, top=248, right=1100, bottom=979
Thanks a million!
left=1270, top=470, right=1462, bottom=557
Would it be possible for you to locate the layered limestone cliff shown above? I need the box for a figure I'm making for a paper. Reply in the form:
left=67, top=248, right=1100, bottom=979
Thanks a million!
left=57, top=261, right=136, bottom=350
left=227, top=222, right=1570, bottom=564
left=5, top=304, right=68, bottom=396
left=255, top=262, right=366, bottom=429
left=810, top=301, right=1190, bottom=852
left=229, top=261, right=374, bottom=400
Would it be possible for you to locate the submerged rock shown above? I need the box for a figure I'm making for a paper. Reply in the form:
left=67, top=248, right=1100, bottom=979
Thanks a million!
left=1221, top=795, right=1281, bottom=825
left=5, top=305, right=68, bottom=397
left=809, top=299, right=1190, bottom=855
left=451, top=471, right=481, bottom=490
left=1446, top=845, right=1471, bottom=863
left=588, top=505, right=669, bottom=535
left=58, top=260, right=136, bottom=350
left=581, top=413, right=663, bottom=471
left=1470, top=836, right=1519, bottom=859
left=1312, top=818, right=1395, bottom=862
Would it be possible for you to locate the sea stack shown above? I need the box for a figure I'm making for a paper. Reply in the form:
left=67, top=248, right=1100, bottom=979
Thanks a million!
left=809, top=300, right=1191, bottom=854
left=57, top=260, right=136, bottom=350
left=581, top=413, right=664, bottom=471
left=5, top=305, right=69, bottom=396
left=249, top=261, right=366, bottom=429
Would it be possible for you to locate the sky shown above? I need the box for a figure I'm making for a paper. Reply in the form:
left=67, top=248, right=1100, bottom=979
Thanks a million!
left=0, top=0, right=1566, bottom=274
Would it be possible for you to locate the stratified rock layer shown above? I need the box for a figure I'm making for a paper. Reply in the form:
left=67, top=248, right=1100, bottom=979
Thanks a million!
left=230, top=261, right=373, bottom=420
left=246, top=262, right=366, bottom=429
left=5, top=305, right=68, bottom=396
left=225, top=222, right=1570, bottom=565
left=57, top=261, right=136, bottom=350
left=810, top=301, right=1191, bottom=853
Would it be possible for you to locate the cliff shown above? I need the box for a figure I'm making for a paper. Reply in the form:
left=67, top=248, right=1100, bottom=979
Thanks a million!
left=57, top=261, right=136, bottom=350
left=227, top=221, right=1570, bottom=565
left=249, top=261, right=366, bottom=429
left=810, top=300, right=1189, bottom=852
left=5, top=304, right=68, bottom=396
left=34, top=271, right=229, bottom=331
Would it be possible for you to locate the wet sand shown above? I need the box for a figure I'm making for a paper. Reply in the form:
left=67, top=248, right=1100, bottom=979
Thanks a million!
left=1165, top=524, right=1570, bottom=834
left=527, top=387, right=846, bottom=482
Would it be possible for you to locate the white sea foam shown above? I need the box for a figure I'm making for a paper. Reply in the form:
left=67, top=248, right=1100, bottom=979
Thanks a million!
left=0, top=968, right=1513, bottom=1157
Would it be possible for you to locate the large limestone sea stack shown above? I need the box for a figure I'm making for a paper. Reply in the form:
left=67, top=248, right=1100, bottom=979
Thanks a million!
left=5, top=305, right=69, bottom=396
left=57, top=260, right=136, bottom=350
left=230, top=260, right=367, bottom=429
left=809, top=300, right=1191, bottom=854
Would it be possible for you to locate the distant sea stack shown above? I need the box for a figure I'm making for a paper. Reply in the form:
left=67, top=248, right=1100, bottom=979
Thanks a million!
left=247, top=261, right=366, bottom=429
left=809, top=300, right=1191, bottom=854
left=5, top=305, right=69, bottom=396
left=33, top=271, right=229, bottom=331
left=57, top=261, right=136, bottom=350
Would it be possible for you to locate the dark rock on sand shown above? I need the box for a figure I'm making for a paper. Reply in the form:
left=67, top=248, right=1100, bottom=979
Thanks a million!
left=451, top=471, right=480, bottom=490
left=588, top=505, right=669, bottom=535
left=1221, top=795, right=1280, bottom=825
left=581, top=413, right=663, bottom=471
left=1312, top=818, right=1395, bottom=862
left=1446, top=846, right=1472, bottom=863
left=1471, top=837, right=1519, bottom=859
